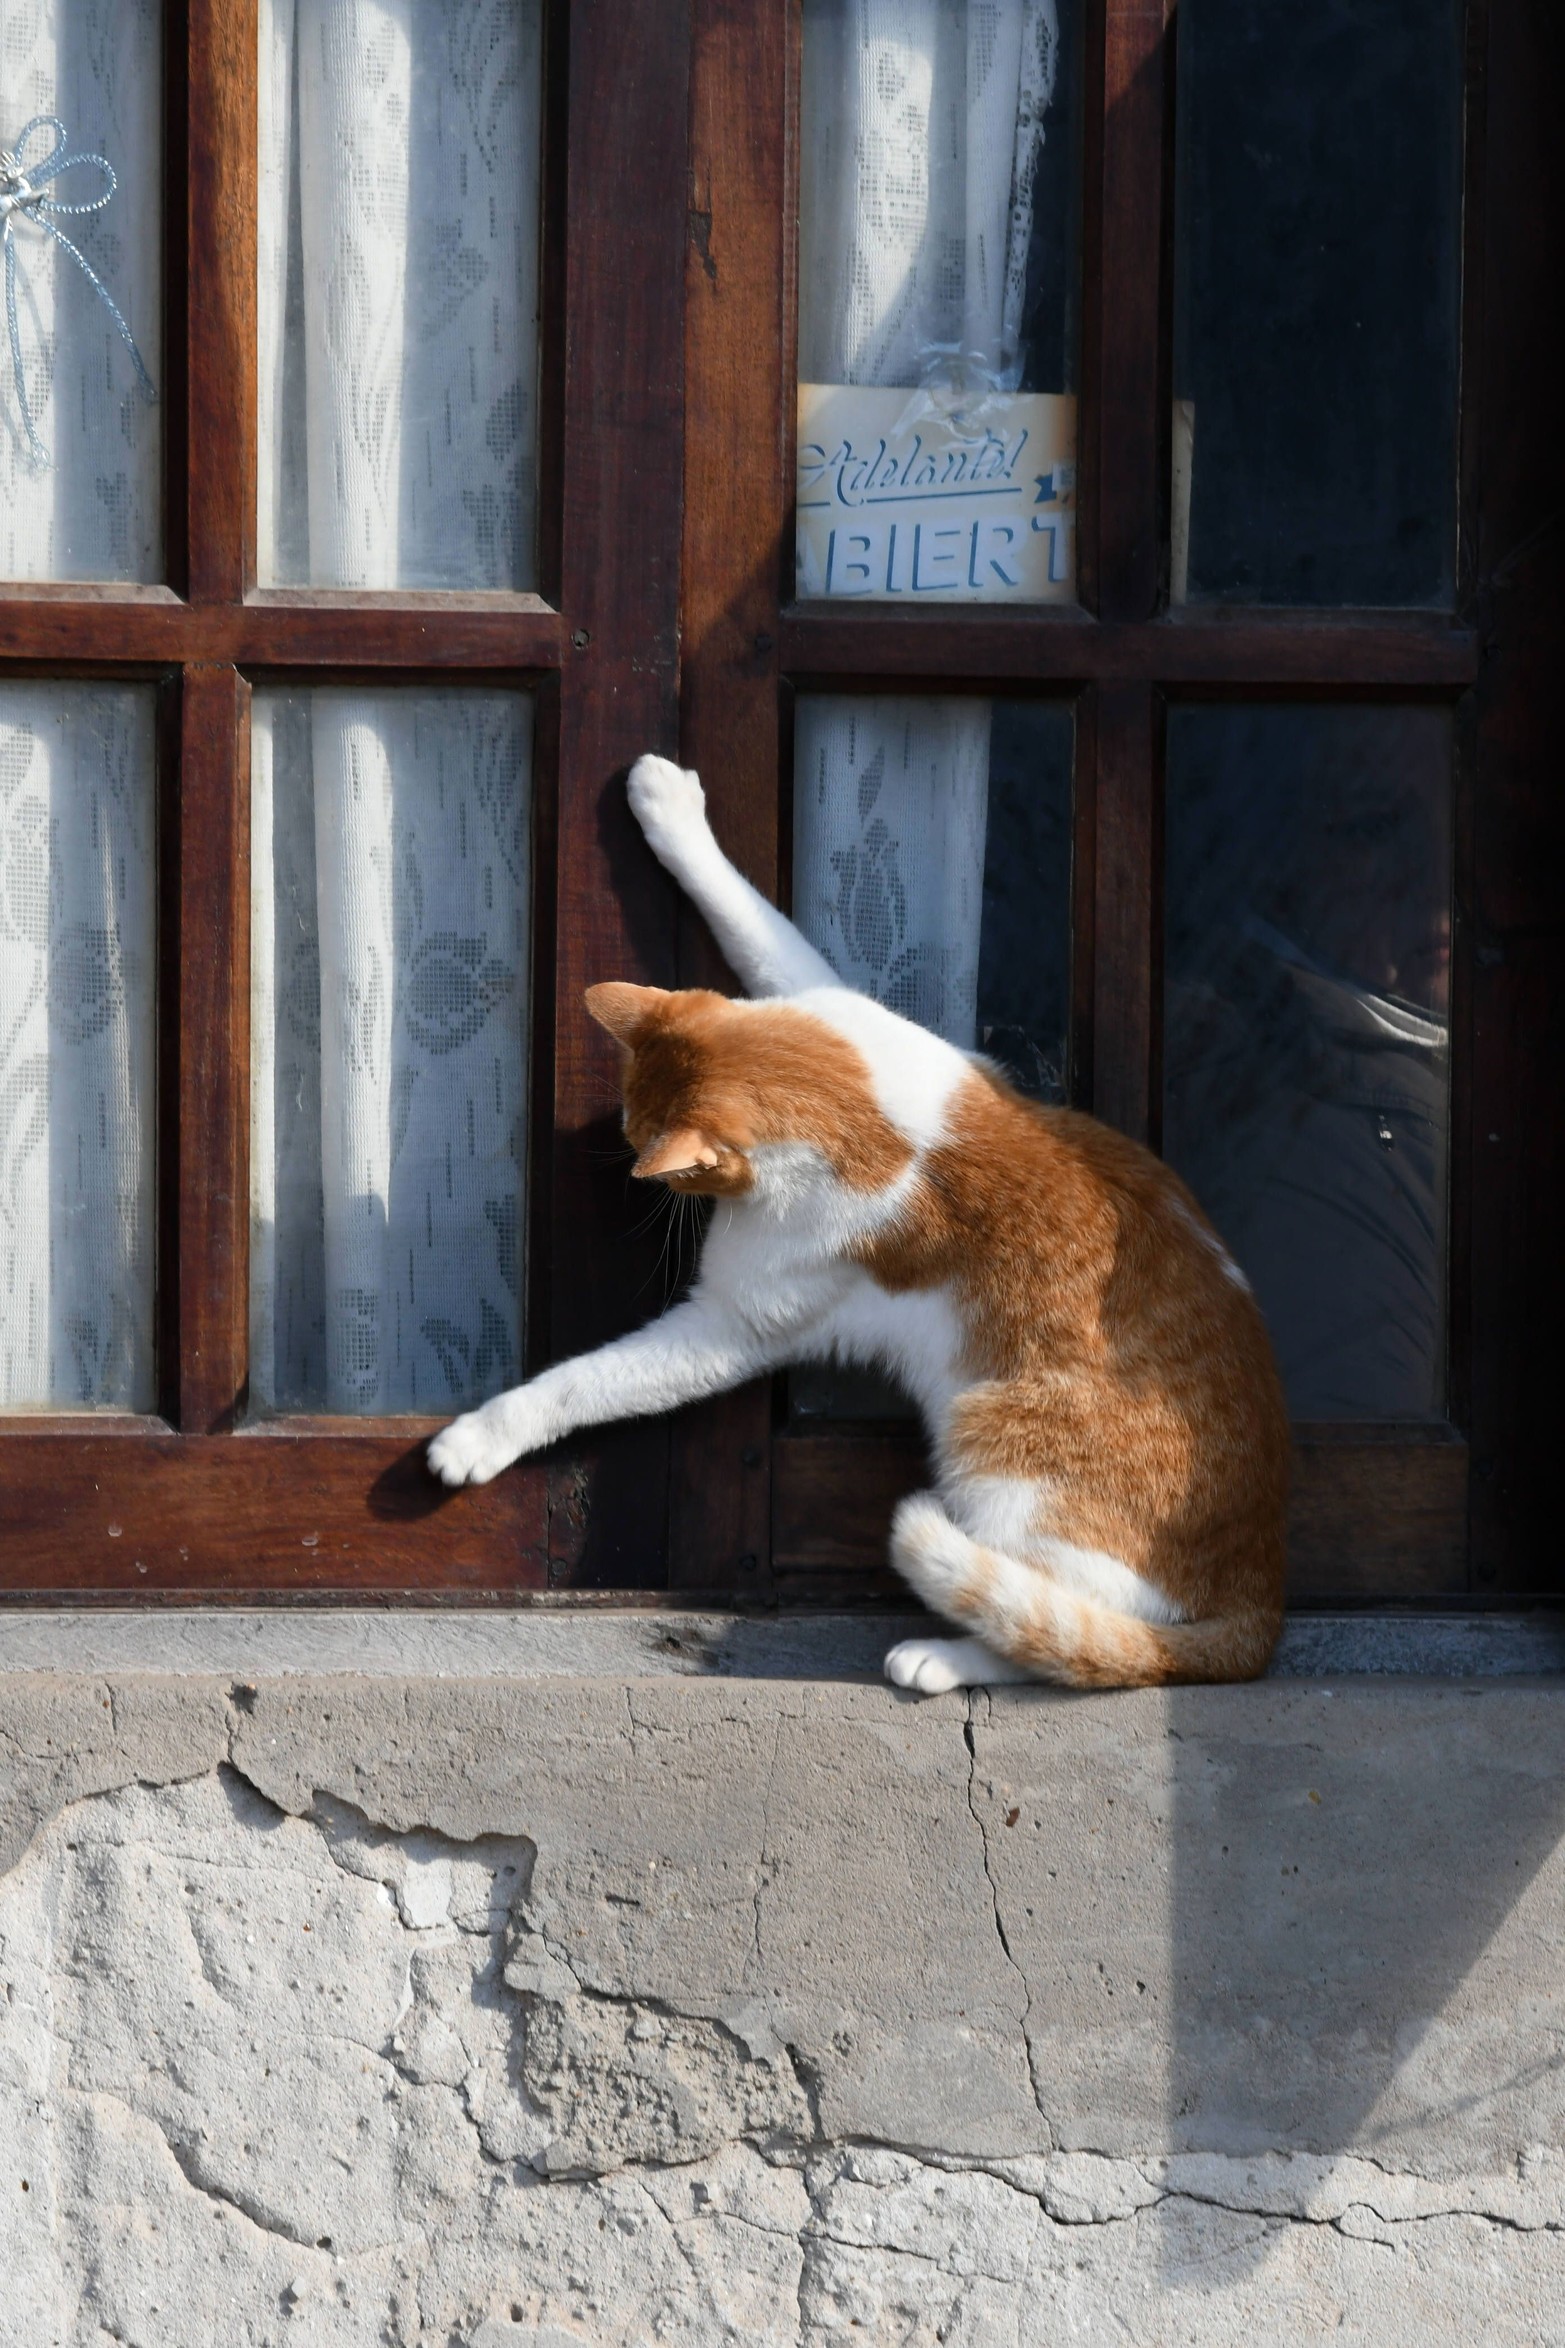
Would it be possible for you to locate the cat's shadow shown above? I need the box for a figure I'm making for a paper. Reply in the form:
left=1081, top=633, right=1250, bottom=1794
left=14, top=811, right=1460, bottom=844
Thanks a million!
left=366, top=1443, right=460, bottom=1521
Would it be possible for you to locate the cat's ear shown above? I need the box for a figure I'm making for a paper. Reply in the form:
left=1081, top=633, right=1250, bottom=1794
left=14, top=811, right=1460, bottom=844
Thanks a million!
left=632, top=1128, right=721, bottom=1180
left=584, top=982, right=670, bottom=1046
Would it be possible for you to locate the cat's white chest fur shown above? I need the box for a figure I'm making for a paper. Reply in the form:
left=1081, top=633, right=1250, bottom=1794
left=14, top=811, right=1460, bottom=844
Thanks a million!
left=695, top=1145, right=963, bottom=1409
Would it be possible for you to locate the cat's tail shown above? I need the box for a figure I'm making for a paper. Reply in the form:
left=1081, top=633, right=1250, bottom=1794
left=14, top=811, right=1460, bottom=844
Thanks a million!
left=889, top=1494, right=1281, bottom=1690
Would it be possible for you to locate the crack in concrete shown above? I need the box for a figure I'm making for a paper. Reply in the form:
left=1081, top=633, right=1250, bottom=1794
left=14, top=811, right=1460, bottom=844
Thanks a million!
left=746, top=1716, right=785, bottom=1988
left=963, top=1697, right=1046, bottom=2133
left=73, top=2078, right=388, bottom=2258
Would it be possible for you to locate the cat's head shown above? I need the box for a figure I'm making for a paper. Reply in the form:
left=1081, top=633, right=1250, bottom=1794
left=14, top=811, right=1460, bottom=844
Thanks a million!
left=584, top=982, right=913, bottom=1200
left=586, top=982, right=756, bottom=1196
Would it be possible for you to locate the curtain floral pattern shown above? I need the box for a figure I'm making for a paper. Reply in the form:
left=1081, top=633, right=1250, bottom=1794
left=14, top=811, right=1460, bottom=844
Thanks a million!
left=258, top=0, right=542, bottom=591
left=794, top=698, right=990, bottom=1046
left=0, top=685, right=156, bottom=1409
left=251, top=689, right=531, bottom=1415
left=253, top=3, right=541, bottom=1415
left=798, top=0, right=1059, bottom=392
left=0, top=0, right=162, bottom=581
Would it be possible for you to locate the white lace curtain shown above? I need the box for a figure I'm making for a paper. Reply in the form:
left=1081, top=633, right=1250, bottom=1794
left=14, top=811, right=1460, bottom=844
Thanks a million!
left=795, top=0, right=1059, bottom=1046
left=251, top=689, right=531, bottom=1415
left=0, top=686, right=156, bottom=1409
left=252, top=2, right=540, bottom=1416
left=799, top=0, right=1058, bottom=393
left=0, top=3, right=159, bottom=1410
left=794, top=699, right=990, bottom=1042
left=258, top=0, right=543, bottom=590
left=0, top=0, right=162, bottom=581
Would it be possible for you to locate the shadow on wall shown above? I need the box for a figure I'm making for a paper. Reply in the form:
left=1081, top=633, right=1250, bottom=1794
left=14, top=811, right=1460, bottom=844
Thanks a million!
left=1167, top=1679, right=1565, bottom=2163
left=975, top=1677, right=1565, bottom=2283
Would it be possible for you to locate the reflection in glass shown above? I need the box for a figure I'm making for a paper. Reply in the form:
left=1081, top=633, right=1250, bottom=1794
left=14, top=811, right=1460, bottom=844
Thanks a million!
left=0, top=685, right=157, bottom=1408
left=0, top=3, right=162, bottom=582
left=1173, top=0, right=1462, bottom=606
left=258, top=0, right=543, bottom=590
left=250, top=689, right=531, bottom=1415
left=1164, top=707, right=1451, bottom=1418
left=797, top=0, right=1082, bottom=607
left=791, top=695, right=1071, bottom=1417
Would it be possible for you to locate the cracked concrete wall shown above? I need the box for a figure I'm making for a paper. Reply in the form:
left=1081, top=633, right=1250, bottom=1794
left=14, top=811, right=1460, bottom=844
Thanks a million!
left=1, top=1671, right=1563, bottom=2344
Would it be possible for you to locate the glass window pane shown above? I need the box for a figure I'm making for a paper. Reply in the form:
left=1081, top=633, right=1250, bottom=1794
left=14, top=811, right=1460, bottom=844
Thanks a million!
left=796, top=0, right=1082, bottom=605
left=1172, top=0, right=1463, bottom=607
left=1164, top=707, right=1451, bottom=1419
left=791, top=693, right=1071, bottom=1417
left=0, top=683, right=158, bottom=1409
left=250, top=688, right=532, bottom=1415
left=0, top=5, right=162, bottom=582
left=258, top=0, right=543, bottom=591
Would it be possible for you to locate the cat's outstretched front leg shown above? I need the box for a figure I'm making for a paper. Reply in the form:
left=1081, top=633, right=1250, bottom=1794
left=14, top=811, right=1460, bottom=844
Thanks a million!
left=428, top=1294, right=777, bottom=1486
left=627, top=753, right=841, bottom=999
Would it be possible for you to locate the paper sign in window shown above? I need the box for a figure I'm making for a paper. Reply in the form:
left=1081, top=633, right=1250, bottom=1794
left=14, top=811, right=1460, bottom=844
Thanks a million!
left=796, top=386, right=1076, bottom=605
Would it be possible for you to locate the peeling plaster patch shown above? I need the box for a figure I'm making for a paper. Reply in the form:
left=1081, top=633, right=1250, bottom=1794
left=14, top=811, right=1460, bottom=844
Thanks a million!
left=4, top=1671, right=1565, bottom=2342
left=2, top=1772, right=1564, bottom=2343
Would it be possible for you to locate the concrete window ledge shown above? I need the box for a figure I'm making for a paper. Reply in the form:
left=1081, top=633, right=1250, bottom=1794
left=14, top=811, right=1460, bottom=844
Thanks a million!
left=1, top=1604, right=1563, bottom=1680
left=3, top=1614, right=1564, bottom=2345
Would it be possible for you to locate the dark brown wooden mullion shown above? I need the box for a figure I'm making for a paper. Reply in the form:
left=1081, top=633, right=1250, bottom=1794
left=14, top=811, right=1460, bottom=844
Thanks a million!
left=171, top=665, right=250, bottom=1432
left=1087, top=680, right=1157, bottom=1142
left=185, top=0, right=257, bottom=606
left=1082, top=0, right=1174, bottom=623
left=532, top=0, right=571, bottom=611
left=1466, top=0, right=1565, bottom=1595
left=545, top=0, right=693, bottom=1591
left=777, top=609, right=1478, bottom=687
left=160, top=0, right=192, bottom=598
left=1454, top=0, right=1490, bottom=621
left=0, top=604, right=569, bottom=667
left=1068, top=685, right=1098, bottom=1107
left=666, top=0, right=794, bottom=1597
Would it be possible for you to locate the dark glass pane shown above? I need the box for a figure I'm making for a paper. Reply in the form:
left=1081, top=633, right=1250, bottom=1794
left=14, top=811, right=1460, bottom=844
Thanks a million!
left=791, top=698, right=1071, bottom=1420
left=1173, top=0, right=1463, bottom=607
left=1164, top=707, right=1451, bottom=1419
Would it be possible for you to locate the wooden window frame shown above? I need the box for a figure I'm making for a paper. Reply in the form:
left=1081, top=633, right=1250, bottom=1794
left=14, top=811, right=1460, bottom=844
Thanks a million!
left=0, top=0, right=1559, bottom=1610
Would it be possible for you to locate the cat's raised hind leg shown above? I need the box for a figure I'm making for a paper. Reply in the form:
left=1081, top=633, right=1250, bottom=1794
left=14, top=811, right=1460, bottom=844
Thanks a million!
left=627, top=754, right=841, bottom=999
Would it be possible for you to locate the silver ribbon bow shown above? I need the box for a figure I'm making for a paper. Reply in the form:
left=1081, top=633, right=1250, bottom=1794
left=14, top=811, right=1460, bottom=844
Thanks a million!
left=0, top=114, right=156, bottom=466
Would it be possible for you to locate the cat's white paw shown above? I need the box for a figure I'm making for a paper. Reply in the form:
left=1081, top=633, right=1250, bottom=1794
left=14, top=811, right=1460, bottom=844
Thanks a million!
left=627, top=754, right=707, bottom=857
left=888, top=1492, right=972, bottom=1611
left=884, top=1638, right=968, bottom=1695
left=428, top=1397, right=536, bottom=1487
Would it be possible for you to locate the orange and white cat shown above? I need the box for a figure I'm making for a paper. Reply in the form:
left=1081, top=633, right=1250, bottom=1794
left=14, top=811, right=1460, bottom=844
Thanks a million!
left=429, top=754, right=1290, bottom=1691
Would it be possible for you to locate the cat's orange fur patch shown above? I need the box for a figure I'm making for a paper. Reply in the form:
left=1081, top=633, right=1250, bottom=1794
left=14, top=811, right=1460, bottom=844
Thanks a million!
left=862, top=1070, right=1289, bottom=1636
